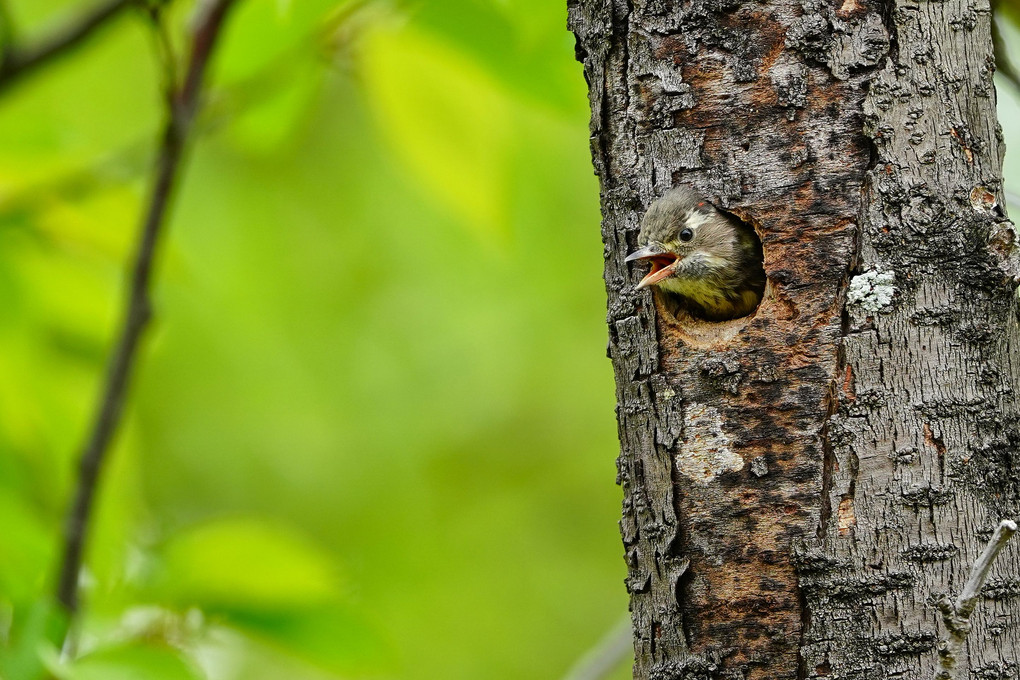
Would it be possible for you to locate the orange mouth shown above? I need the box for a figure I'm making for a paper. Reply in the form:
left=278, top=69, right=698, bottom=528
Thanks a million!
left=636, top=253, right=679, bottom=289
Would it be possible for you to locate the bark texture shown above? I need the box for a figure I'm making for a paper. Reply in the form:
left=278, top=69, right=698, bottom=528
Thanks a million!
left=568, top=0, right=1020, bottom=677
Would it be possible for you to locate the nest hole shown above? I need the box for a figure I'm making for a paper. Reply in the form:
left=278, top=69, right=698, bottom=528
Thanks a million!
left=656, top=279, right=781, bottom=349
left=653, top=206, right=770, bottom=347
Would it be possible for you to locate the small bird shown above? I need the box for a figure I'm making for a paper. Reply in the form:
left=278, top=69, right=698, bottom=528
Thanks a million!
left=626, top=188, right=765, bottom=321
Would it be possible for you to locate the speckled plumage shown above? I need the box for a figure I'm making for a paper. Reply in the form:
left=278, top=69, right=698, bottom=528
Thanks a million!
left=630, top=188, right=765, bottom=321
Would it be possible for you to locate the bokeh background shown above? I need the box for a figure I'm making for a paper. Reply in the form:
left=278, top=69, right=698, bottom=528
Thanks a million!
left=1, top=1, right=1019, bottom=679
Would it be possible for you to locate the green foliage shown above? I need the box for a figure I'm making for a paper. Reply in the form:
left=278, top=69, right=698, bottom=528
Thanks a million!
left=0, top=0, right=628, bottom=678
left=55, top=643, right=203, bottom=680
left=152, top=519, right=343, bottom=610
left=360, top=22, right=515, bottom=241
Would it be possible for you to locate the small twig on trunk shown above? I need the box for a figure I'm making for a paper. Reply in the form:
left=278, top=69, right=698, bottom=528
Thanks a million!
left=934, top=519, right=1017, bottom=680
left=0, top=0, right=138, bottom=95
left=561, top=614, right=633, bottom=680
left=54, top=0, right=239, bottom=649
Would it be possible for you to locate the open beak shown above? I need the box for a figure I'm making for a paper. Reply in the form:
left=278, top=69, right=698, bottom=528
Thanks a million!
left=625, top=243, right=680, bottom=290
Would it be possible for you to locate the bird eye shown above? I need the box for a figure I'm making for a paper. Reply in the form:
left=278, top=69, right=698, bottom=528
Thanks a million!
left=679, top=228, right=694, bottom=242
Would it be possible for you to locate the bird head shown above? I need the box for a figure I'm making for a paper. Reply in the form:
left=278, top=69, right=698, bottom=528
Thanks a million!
left=625, top=188, right=742, bottom=291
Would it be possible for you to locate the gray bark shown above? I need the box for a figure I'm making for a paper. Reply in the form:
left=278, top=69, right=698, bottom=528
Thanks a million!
left=568, top=0, right=1020, bottom=678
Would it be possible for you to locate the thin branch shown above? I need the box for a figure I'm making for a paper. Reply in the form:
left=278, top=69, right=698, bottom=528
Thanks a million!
left=144, top=1, right=180, bottom=106
left=934, top=519, right=1018, bottom=680
left=0, top=0, right=138, bottom=95
left=561, top=615, right=633, bottom=680
left=54, top=0, right=239, bottom=644
left=0, top=1, right=364, bottom=227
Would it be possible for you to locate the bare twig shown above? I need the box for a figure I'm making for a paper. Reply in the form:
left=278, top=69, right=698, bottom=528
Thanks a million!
left=144, top=1, right=179, bottom=106
left=0, top=4, right=355, bottom=226
left=934, top=519, right=1018, bottom=680
left=561, top=614, right=633, bottom=680
left=54, top=0, right=239, bottom=644
left=0, top=0, right=138, bottom=95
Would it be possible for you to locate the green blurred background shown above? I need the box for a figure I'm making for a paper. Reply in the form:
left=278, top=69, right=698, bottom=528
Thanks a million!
left=1, top=1, right=1019, bottom=679
left=0, top=1, right=626, bottom=679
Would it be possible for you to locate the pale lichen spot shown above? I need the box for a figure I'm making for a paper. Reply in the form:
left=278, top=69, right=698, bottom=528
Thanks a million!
left=675, top=404, right=743, bottom=484
left=847, top=269, right=896, bottom=312
left=750, top=455, right=769, bottom=478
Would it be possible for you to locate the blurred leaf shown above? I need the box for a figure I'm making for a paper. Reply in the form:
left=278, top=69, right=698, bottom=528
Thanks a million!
left=0, top=493, right=54, bottom=603
left=232, top=605, right=391, bottom=675
left=35, top=184, right=138, bottom=260
left=216, top=0, right=347, bottom=83
left=359, top=23, right=514, bottom=242
left=0, top=599, right=63, bottom=680
left=223, top=56, right=324, bottom=154
left=411, top=0, right=585, bottom=117
left=12, top=236, right=117, bottom=362
left=154, top=518, right=342, bottom=612
left=147, top=519, right=389, bottom=675
left=54, top=642, right=202, bottom=680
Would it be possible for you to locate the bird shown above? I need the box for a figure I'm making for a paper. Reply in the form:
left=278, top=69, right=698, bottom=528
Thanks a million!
left=626, top=187, right=766, bottom=321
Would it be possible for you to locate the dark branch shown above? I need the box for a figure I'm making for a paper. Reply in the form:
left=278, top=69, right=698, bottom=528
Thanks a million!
left=55, top=0, right=239, bottom=637
left=0, top=0, right=138, bottom=95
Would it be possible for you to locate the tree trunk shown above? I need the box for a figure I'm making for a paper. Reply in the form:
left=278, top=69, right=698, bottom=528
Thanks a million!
left=568, top=0, right=1020, bottom=678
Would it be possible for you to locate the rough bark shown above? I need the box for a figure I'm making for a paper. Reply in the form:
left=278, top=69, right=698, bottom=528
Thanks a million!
left=567, top=0, right=1020, bottom=678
